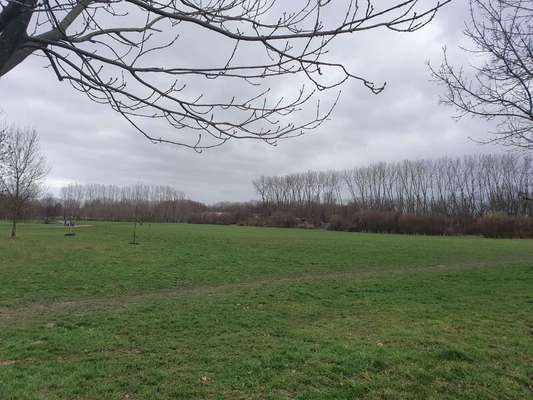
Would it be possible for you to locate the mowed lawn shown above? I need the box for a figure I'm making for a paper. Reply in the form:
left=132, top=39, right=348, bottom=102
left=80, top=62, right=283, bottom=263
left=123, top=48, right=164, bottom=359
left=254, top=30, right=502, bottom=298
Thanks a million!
left=0, top=223, right=532, bottom=399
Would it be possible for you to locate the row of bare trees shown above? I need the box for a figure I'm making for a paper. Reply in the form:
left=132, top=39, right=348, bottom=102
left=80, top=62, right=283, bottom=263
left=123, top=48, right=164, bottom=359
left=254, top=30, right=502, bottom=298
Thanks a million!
left=345, top=155, right=532, bottom=218
left=59, top=183, right=204, bottom=223
left=253, top=171, right=342, bottom=210
left=253, top=154, right=533, bottom=220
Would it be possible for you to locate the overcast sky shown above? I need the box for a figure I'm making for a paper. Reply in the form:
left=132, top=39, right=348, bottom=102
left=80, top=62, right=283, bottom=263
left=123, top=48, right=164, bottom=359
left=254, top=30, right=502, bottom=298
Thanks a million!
left=0, top=1, right=508, bottom=204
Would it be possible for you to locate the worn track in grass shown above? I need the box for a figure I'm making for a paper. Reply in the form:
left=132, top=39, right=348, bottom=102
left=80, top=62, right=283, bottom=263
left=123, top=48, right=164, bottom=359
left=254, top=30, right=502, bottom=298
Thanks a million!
left=1, top=259, right=527, bottom=322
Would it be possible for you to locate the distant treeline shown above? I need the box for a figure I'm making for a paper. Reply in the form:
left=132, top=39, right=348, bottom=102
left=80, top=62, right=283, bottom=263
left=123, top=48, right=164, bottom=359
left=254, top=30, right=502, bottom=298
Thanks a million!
left=59, top=183, right=207, bottom=222
left=253, top=154, right=532, bottom=218
left=1, top=154, right=532, bottom=238
left=247, top=154, right=533, bottom=238
left=0, top=184, right=206, bottom=223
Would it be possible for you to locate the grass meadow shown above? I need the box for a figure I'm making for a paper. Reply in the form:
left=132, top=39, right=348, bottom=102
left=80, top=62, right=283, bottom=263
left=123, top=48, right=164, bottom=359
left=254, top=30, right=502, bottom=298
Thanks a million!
left=0, top=222, right=532, bottom=399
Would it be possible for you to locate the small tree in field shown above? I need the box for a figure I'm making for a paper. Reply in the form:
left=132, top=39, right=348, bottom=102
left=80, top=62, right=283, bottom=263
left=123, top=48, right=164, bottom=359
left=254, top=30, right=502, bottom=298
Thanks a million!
left=0, top=127, right=48, bottom=238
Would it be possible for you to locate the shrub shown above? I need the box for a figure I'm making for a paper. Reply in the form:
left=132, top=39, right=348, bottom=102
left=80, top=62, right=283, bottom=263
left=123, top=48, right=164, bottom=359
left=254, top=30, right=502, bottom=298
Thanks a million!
left=398, top=214, right=453, bottom=236
left=237, top=216, right=264, bottom=227
left=477, top=213, right=533, bottom=238
left=264, top=211, right=298, bottom=228
left=186, top=211, right=237, bottom=225
left=350, top=210, right=399, bottom=233
left=325, top=214, right=349, bottom=231
left=327, top=211, right=453, bottom=235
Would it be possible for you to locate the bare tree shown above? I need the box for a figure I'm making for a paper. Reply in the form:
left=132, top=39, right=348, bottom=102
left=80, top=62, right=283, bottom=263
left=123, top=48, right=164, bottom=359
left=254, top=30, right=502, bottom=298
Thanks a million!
left=0, top=0, right=450, bottom=150
left=0, top=126, right=48, bottom=238
left=39, top=193, right=61, bottom=223
left=431, top=0, right=533, bottom=149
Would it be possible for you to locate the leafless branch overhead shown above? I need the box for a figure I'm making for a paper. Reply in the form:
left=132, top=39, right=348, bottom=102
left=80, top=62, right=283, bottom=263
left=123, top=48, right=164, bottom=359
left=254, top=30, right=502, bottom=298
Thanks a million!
left=431, top=0, right=533, bottom=150
left=1, top=0, right=451, bottom=150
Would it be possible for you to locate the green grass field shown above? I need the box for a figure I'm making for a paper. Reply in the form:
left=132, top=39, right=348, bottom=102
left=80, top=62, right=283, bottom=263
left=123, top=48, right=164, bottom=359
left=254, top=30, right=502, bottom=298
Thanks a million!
left=0, top=222, right=532, bottom=399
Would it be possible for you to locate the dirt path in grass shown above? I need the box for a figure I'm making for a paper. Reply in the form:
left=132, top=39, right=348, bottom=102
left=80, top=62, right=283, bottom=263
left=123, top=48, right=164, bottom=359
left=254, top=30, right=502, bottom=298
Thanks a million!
left=0, top=260, right=529, bottom=322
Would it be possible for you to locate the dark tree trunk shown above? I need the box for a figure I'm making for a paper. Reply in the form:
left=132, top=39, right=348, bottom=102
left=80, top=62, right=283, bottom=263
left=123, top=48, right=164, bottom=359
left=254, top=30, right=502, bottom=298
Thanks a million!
left=10, top=213, right=16, bottom=238
left=0, top=0, right=36, bottom=74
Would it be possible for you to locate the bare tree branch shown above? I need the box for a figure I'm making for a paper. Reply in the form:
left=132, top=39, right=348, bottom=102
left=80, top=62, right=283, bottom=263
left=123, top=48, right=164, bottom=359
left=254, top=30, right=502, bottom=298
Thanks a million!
left=431, top=0, right=533, bottom=149
left=1, top=0, right=450, bottom=150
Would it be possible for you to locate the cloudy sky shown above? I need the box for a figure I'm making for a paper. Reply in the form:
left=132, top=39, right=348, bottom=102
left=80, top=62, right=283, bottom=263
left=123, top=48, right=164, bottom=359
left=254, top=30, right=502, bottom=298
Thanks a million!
left=0, top=1, right=507, bottom=203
